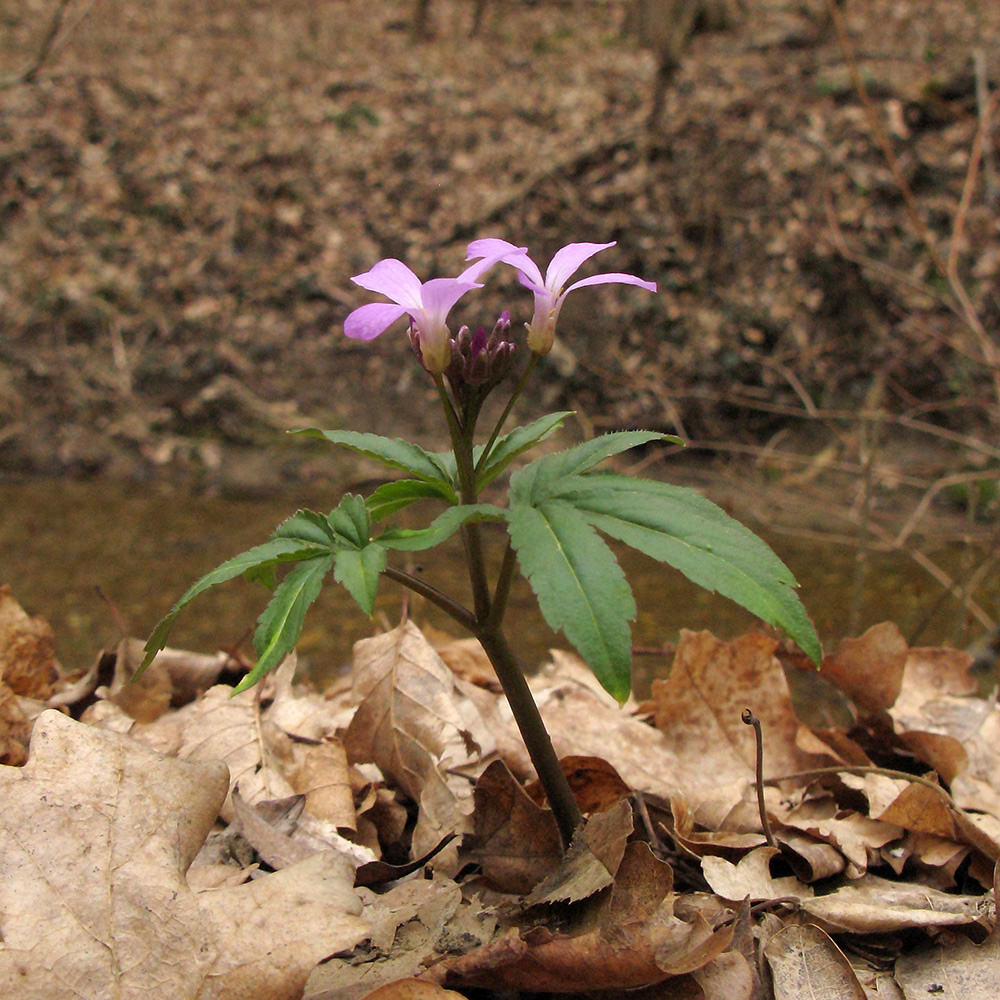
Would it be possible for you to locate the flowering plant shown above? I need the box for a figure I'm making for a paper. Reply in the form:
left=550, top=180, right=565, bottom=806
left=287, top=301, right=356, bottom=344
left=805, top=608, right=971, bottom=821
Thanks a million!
left=140, top=238, right=820, bottom=845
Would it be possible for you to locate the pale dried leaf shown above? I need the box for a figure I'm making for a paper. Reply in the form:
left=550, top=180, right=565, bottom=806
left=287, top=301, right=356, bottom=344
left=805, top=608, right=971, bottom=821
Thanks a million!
left=652, top=631, right=818, bottom=795
left=764, top=923, right=867, bottom=1000
left=289, top=739, right=356, bottom=826
left=693, top=951, right=754, bottom=1000
left=0, top=710, right=369, bottom=999
left=525, top=797, right=632, bottom=905
left=344, top=623, right=492, bottom=863
left=801, top=874, right=989, bottom=933
left=701, top=846, right=814, bottom=903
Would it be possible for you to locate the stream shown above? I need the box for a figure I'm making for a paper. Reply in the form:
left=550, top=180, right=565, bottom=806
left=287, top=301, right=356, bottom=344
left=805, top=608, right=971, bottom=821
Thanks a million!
left=2, top=476, right=996, bottom=696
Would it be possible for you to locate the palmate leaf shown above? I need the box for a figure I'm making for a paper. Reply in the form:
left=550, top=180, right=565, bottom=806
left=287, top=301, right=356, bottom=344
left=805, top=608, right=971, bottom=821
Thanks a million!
left=292, top=428, right=457, bottom=501
left=510, top=430, right=679, bottom=504
left=473, top=411, right=574, bottom=490
left=328, top=493, right=371, bottom=548
left=557, top=475, right=822, bottom=664
left=137, top=535, right=331, bottom=677
left=334, top=544, right=386, bottom=617
left=236, top=553, right=335, bottom=692
left=377, top=503, right=505, bottom=551
left=506, top=498, right=635, bottom=702
left=366, top=480, right=446, bottom=522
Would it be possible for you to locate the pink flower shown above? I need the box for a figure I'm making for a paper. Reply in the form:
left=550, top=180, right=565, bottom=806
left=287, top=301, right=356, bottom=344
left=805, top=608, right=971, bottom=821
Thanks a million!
left=466, top=239, right=657, bottom=355
left=343, top=252, right=518, bottom=374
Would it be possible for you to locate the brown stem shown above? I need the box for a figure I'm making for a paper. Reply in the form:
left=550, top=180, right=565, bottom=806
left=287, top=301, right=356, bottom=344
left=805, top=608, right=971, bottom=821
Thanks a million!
left=742, top=708, right=776, bottom=849
left=382, top=566, right=476, bottom=631
left=477, top=628, right=583, bottom=847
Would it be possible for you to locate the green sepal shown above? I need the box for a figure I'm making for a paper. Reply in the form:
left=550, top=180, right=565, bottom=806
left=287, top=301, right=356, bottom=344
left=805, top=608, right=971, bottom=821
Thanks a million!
left=366, top=480, right=447, bottom=522
left=235, top=553, right=334, bottom=693
left=292, top=428, right=457, bottom=500
left=137, top=536, right=330, bottom=678
left=377, top=503, right=506, bottom=551
left=505, top=497, right=635, bottom=702
left=556, top=474, right=822, bottom=664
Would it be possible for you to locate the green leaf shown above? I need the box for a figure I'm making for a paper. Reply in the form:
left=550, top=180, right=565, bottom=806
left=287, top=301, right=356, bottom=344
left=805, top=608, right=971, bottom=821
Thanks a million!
left=510, top=430, right=680, bottom=504
left=274, top=509, right=338, bottom=546
left=334, top=543, right=386, bottom=616
left=138, top=536, right=330, bottom=677
left=328, top=494, right=371, bottom=548
left=474, top=411, right=574, bottom=489
left=366, top=480, right=448, bottom=522
left=292, top=428, right=456, bottom=497
left=377, top=503, right=506, bottom=551
left=236, top=553, right=334, bottom=693
left=558, top=475, right=821, bottom=664
left=506, top=498, right=635, bottom=702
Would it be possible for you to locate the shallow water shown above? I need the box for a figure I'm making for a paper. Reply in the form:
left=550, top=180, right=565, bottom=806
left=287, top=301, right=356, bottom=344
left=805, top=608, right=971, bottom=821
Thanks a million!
left=2, top=477, right=996, bottom=696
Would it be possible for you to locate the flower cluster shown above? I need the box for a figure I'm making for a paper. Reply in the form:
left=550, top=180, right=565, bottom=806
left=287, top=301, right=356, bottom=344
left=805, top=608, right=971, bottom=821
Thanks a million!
left=343, top=239, right=657, bottom=375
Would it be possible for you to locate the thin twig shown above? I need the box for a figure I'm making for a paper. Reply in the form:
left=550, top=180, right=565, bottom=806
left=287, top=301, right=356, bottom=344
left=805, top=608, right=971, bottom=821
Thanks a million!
left=742, top=709, right=776, bottom=849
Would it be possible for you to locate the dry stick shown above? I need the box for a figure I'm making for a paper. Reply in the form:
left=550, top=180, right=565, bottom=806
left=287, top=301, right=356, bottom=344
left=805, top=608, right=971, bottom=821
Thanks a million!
left=741, top=709, right=776, bottom=849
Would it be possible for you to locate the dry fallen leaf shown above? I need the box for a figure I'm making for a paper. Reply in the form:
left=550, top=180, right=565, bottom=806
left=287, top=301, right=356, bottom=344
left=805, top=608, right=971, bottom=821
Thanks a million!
left=893, top=863, right=1000, bottom=999
left=652, top=631, right=818, bottom=801
left=0, top=585, right=59, bottom=700
left=0, top=709, right=369, bottom=1000
left=358, top=981, right=467, bottom=1000
left=764, top=923, right=867, bottom=1000
left=701, top=846, right=814, bottom=904
left=819, top=622, right=909, bottom=717
left=344, top=622, right=493, bottom=864
left=468, top=758, right=562, bottom=894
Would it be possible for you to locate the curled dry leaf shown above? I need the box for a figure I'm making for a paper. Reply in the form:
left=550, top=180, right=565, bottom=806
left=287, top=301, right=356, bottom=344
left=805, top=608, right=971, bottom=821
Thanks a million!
left=344, top=622, right=494, bottom=864
left=468, top=758, right=562, bottom=894
left=0, top=585, right=59, bottom=700
left=800, top=874, right=990, bottom=934
left=0, top=710, right=369, bottom=1000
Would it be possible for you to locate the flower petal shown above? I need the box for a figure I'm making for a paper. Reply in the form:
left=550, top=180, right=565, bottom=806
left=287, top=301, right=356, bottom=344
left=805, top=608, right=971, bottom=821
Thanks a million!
left=566, top=273, right=658, bottom=294
left=418, top=278, right=481, bottom=328
left=343, top=301, right=409, bottom=340
left=465, top=237, right=521, bottom=261
left=544, top=242, right=616, bottom=292
left=351, top=259, right=424, bottom=309
left=467, top=238, right=543, bottom=286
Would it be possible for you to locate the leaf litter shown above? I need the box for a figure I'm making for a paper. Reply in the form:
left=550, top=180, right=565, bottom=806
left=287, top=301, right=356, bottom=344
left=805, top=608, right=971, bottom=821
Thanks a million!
left=1, top=589, right=1000, bottom=998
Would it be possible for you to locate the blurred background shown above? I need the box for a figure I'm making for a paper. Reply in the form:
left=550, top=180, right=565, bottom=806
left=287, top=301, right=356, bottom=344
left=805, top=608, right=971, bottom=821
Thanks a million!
left=1, top=0, right=998, bottom=683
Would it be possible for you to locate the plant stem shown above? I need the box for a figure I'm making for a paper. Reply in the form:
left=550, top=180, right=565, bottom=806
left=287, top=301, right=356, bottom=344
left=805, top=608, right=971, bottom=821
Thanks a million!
left=427, top=367, right=583, bottom=848
left=476, top=627, right=583, bottom=847
left=382, top=566, right=476, bottom=631
left=476, top=353, right=539, bottom=477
